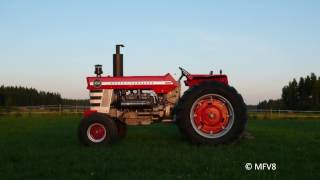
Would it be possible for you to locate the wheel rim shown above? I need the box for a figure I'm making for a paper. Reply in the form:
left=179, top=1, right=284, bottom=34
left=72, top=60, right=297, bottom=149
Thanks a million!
left=190, top=94, right=235, bottom=139
left=87, top=123, right=107, bottom=143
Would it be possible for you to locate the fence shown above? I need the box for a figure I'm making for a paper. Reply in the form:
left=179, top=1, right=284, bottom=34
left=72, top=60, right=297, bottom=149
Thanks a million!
left=1, top=106, right=320, bottom=119
left=0, top=105, right=89, bottom=115
left=248, top=109, right=320, bottom=119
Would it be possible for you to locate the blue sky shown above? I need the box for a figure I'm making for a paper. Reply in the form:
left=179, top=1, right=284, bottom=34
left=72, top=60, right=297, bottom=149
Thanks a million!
left=0, top=0, right=319, bottom=104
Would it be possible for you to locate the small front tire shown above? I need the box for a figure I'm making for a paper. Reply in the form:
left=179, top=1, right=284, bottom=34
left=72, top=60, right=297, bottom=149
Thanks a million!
left=78, top=113, right=118, bottom=147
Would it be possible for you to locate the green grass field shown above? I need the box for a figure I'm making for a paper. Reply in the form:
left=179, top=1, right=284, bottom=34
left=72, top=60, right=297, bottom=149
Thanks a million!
left=0, top=114, right=319, bottom=180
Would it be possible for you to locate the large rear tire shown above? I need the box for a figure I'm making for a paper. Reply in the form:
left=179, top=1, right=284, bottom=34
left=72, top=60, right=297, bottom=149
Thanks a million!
left=78, top=113, right=118, bottom=146
left=175, top=81, right=247, bottom=144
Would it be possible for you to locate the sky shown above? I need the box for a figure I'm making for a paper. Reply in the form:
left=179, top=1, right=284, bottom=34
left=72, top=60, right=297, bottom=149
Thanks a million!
left=0, top=0, right=319, bottom=104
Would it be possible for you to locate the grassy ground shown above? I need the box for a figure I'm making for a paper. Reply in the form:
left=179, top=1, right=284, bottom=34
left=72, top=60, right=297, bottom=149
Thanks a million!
left=0, top=114, right=319, bottom=180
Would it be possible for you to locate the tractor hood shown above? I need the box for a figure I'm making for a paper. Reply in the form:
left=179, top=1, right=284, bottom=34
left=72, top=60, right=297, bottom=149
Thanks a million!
left=87, top=73, right=179, bottom=94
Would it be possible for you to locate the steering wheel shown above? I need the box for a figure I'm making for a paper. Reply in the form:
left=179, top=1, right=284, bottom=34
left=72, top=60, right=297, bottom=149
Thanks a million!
left=179, top=67, right=191, bottom=81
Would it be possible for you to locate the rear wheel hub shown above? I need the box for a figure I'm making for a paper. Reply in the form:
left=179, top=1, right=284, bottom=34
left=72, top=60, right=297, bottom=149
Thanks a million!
left=190, top=94, right=234, bottom=138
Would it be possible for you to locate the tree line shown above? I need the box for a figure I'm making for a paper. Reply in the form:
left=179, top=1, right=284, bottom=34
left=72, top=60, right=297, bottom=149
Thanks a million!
left=257, top=73, right=320, bottom=110
left=0, top=86, right=89, bottom=106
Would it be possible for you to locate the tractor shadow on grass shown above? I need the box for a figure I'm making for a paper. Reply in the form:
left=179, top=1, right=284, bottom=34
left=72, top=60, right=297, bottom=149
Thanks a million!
left=122, top=125, right=255, bottom=147
left=240, top=131, right=255, bottom=140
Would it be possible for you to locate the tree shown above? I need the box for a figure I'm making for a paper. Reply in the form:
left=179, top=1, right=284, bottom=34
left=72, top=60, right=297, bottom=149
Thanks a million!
left=282, top=78, right=298, bottom=110
left=0, top=85, right=88, bottom=106
left=259, top=73, right=320, bottom=110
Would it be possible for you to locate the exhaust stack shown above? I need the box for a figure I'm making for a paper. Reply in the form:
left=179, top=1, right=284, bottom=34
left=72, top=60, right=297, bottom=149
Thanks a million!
left=113, top=44, right=125, bottom=77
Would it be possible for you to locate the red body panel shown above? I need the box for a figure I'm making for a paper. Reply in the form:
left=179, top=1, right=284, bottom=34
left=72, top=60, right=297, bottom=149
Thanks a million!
left=84, top=109, right=97, bottom=118
left=185, top=74, right=228, bottom=87
left=87, top=73, right=179, bottom=94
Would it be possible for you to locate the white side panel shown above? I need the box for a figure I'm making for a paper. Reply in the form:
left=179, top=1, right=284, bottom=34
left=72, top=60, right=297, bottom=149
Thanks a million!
left=100, top=89, right=113, bottom=113
left=91, top=106, right=109, bottom=113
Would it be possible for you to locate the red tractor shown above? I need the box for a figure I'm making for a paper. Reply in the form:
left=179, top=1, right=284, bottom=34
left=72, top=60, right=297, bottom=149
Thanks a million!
left=78, top=45, right=247, bottom=146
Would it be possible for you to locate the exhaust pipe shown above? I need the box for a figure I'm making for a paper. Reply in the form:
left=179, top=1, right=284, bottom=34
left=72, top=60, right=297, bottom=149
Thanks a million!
left=113, top=44, right=125, bottom=77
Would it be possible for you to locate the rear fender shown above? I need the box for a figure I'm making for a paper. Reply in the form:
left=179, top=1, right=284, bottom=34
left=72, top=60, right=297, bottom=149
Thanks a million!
left=185, top=74, right=228, bottom=87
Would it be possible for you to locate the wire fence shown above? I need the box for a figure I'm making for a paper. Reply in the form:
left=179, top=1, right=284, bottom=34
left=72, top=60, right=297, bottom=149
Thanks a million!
left=248, top=109, right=320, bottom=113
left=0, top=105, right=90, bottom=115
left=1, top=106, right=320, bottom=119
left=248, top=109, right=320, bottom=119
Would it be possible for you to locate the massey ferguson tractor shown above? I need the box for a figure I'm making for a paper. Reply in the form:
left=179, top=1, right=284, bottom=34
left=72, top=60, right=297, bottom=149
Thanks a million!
left=78, top=45, right=247, bottom=146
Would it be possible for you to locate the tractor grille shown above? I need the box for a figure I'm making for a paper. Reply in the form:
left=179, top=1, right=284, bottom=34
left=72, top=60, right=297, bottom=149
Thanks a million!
left=90, top=90, right=103, bottom=107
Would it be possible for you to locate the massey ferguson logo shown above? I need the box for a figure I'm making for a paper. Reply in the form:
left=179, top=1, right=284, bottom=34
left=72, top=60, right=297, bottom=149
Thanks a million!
left=93, top=79, right=102, bottom=88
